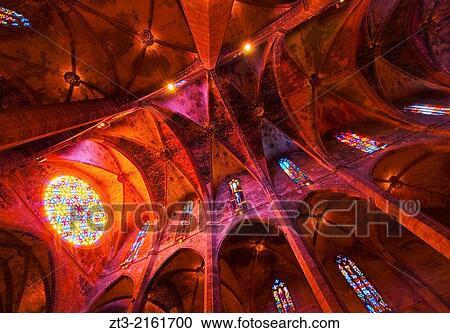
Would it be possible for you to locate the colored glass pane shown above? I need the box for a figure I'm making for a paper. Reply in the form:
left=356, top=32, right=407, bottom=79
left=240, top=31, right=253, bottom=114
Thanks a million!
left=1, top=6, right=31, bottom=27
left=228, top=179, right=247, bottom=212
left=278, top=158, right=311, bottom=187
left=121, top=222, right=151, bottom=268
left=336, top=255, right=391, bottom=313
left=43, top=175, right=107, bottom=246
left=402, top=104, right=449, bottom=116
left=336, top=132, right=387, bottom=154
left=272, top=279, right=296, bottom=313
left=175, top=200, right=194, bottom=243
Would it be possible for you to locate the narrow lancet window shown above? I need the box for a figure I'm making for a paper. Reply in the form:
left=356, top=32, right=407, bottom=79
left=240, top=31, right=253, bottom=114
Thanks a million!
left=120, top=222, right=151, bottom=268
left=175, top=200, right=194, bottom=243
left=1, top=6, right=31, bottom=27
left=279, top=158, right=311, bottom=187
left=336, top=132, right=387, bottom=153
left=336, top=255, right=391, bottom=313
left=228, top=179, right=247, bottom=213
left=272, top=279, right=296, bottom=313
left=402, top=104, right=449, bottom=116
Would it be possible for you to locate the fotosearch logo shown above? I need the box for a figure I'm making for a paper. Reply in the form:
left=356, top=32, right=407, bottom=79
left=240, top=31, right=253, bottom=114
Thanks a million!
left=75, top=198, right=409, bottom=239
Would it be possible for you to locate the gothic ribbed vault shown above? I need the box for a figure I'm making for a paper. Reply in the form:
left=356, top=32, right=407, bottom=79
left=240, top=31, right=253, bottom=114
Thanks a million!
left=0, top=0, right=449, bottom=313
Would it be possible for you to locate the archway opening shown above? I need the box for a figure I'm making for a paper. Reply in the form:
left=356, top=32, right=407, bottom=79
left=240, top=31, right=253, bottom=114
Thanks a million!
left=141, top=249, right=204, bottom=313
left=90, top=276, right=134, bottom=313
left=219, top=221, right=321, bottom=312
left=0, top=230, right=55, bottom=312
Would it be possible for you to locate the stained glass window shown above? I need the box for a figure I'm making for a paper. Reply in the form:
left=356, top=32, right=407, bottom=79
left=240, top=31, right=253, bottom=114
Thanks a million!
left=402, top=104, right=450, bottom=116
left=228, top=179, right=247, bottom=213
left=175, top=80, right=187, bottom=88
left=1, top=6, right=31, bottom=27
left=279, top=158, right=311, bottom=187
left=272, top=279, right=296, bottom=313
left=336, top=132, right=387, bottom=153
left=120, top=222, right=151, bottom=268
left=43, top=175, right=107, bottom=246
left=336, top=255, right=391, bottom=313
left=174, top=200, right=194, bottom=243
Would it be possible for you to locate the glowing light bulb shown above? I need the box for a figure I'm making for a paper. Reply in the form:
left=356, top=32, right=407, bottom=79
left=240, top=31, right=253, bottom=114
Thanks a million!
left=167, top=83, right=175, bottom=91
left=243, top=43, right=252, bottom=53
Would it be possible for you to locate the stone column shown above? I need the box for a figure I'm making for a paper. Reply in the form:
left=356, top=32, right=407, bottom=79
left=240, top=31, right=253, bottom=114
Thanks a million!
left=270, top=199, right=346, bottom=313
left=203, top=223, right=222, bottom=312
left=129, top=253, right=158, bottom=313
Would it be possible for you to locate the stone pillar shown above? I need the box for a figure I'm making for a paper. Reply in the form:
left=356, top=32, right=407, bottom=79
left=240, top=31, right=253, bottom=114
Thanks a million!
left=270, top=199, right=346, bottom=313
left=336, top=168, right=450, bottom=259
left=203, top=224, right=222, bottom=312
left=129, top=251, right=159, bottom=313
left=0, top=98, right=120, bottom=151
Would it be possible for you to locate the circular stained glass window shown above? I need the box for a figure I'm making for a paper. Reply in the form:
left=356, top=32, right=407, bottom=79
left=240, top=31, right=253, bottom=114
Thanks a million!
left=43, top=175, right=107, bottom=246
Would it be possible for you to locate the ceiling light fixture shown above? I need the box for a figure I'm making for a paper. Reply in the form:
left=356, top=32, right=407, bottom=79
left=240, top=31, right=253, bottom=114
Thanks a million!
left=336, top=0, right=345, bottom=8
left=96, top=122, right=109, bottom=129
left=388, top=176, right=402, bottom=189
left=167, top=83, right=176, bottom=91
left=243, top=43, right=252, bottom=53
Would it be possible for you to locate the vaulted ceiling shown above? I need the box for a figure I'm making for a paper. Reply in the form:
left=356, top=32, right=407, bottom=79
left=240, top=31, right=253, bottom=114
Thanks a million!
left=0, top=0, right=303, bottom=105
left=0, top=0, right=449, bottom=207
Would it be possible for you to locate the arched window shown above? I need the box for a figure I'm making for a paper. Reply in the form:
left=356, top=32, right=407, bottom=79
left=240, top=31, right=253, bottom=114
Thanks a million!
left=1, top=6, right=31, bottom=27
left=272, top=279, right=296, bottom=313
left=336, top=132, right=387, bottom=154
left=120, top=222, right=151, bottom=268
left=175, top=200, right=194, bottom=243
left=336, top=255, right=391, bottom=313
left=228, top=179, right=247, bottom=213
left=43, top=175, right=107, bottom=246
left=228, top=178, right=247, bottom=213
left=402, top=104, right=449, bottom=116
left=278, top=158, right=311, bottom=187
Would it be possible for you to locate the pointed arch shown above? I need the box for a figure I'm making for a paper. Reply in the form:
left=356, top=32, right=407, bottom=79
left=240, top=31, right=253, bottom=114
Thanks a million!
left=0, top=229, right=56, bottom=312
left=219, top=220, right=321, bottom=312
left=89, top=275, right=135, bottom=313
left=141, top=249, right=205, bottom=313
